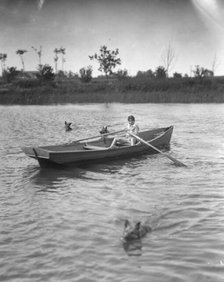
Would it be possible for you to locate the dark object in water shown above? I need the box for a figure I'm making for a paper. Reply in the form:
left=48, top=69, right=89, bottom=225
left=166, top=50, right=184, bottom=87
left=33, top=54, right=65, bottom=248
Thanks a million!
left=123, top=220, right=151, bottom=241
left=99, top=126, right=109, bottom=134
left=65, top=121, right=72, bottom=131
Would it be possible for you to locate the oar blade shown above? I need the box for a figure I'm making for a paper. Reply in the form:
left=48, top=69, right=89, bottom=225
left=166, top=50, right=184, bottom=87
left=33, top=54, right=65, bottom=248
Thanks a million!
left=130, top=132, right=187, bottom=167
left=165, top=154, right=187, bottom=167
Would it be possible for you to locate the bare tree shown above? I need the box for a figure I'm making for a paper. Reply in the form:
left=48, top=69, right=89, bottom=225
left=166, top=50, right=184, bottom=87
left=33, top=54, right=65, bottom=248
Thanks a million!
left=54, top=48, right=60, bottom=73
left=211, top=53, right=219, bottom=76
left=161, top=43, right=176, bottom=77
left=53, top=47, right=66, bottom=73
left=0, top=53, right=7, bottom=74
left=59, top=47, right=66, bottom=71
left=32, top=45, right=42, bottom=67
left=16, top=49, right=27, bottom=71
left=62, top=57, right=66, bottom=72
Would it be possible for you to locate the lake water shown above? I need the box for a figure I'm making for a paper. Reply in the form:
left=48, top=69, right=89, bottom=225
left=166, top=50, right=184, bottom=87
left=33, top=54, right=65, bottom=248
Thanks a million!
left=0, top=103, right=224, bottom=282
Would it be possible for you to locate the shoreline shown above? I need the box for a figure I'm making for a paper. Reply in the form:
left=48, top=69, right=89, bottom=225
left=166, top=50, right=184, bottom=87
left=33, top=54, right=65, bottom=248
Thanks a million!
left=1, top=76, right=224, bottom=104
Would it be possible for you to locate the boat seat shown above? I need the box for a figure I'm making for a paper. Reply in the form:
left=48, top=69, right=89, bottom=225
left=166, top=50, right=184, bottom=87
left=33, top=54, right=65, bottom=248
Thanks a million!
left=83, top=145, right=107, bottom=150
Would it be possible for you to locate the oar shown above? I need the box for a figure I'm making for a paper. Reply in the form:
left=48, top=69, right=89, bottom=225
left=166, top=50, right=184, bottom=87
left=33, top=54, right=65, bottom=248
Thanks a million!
left=130, top=133, right=187, bottom=167
left=69, top=129, right=126, bottom=144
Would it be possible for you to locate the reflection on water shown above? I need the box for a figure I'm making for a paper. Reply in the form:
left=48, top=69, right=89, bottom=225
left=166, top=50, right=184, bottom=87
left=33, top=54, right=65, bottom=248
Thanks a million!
left=23, top=155, right=154, bottom=190
left=24, top=165, right=88, bottom=182
left=1, top=104, right=224, bottom=282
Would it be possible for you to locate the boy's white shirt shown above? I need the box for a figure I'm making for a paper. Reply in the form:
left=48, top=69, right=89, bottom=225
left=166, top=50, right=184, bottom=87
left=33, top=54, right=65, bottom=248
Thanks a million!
left=127, top=123, right=139, bottom=135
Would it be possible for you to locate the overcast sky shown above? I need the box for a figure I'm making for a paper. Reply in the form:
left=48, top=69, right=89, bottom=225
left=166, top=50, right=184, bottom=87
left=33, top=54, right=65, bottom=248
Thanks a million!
left=1, top=0, right=224, bottom=76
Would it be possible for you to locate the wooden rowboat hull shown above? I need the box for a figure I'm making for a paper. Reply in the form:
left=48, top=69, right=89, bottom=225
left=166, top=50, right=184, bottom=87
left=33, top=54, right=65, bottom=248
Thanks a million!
left=22, top=126, right=173, bottom=169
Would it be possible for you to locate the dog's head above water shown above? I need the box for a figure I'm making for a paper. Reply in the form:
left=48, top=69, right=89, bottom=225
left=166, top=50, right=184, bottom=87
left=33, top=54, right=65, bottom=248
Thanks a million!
left=65, top=121, right=72, bottom=131
left=123, top=220, right=151, bottom=241
left=99, top=126, right=109, bottom=134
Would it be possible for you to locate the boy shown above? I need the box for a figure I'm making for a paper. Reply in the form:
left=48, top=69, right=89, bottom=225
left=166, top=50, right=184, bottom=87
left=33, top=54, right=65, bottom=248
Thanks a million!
left=110, top=115, right=139, bottom=147
left=127, top=115, right=139, bottom=145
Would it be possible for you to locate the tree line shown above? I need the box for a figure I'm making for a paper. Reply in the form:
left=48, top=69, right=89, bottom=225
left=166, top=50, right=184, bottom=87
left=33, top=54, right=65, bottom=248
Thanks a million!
left=0, top=44, right=216, bottom=85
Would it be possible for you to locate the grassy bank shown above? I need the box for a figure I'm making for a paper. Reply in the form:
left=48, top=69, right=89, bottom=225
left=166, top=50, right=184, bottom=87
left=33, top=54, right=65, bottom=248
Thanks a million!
left=1, top=76, right=224, bottom=104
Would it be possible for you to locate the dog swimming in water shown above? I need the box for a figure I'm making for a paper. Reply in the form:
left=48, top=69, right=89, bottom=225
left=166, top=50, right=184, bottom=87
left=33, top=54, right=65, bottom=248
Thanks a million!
left=123, top=220, right=151, bottom=241
left=65, top=121, right=72, bottom=131
left=99, top=126, right=109, bottom=134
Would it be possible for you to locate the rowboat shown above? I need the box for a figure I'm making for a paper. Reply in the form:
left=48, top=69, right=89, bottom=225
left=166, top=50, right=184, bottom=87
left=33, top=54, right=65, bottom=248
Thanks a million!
left=22, top=126, right=173, bottom=169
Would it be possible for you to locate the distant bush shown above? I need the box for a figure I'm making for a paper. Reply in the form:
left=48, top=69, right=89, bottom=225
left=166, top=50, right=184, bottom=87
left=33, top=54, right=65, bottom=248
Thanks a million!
left=2, top=67, right=19, bottom=83
left=79, top=66, right=92, bottom=83
left=37, top=64, right=55, bottom=81
left=67, top=71, right=79, bottom=79
left=193, top=65, right=214, bottom=78
left=136, top=69, right=154, bottom=78
left=155, top=66, right=167, bottom=79
left=115, top=69, right=128, bottom=80
left=173, top=72, right=182, bottom=78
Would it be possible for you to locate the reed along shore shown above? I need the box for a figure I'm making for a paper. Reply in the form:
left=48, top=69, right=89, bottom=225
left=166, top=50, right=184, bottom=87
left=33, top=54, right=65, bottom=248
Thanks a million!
left=0, top=76, right=224, bottom=104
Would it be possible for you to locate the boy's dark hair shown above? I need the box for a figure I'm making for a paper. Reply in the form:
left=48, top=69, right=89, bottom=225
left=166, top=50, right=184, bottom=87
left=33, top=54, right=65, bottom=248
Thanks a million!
left=128, top=115, right=135, bottom=121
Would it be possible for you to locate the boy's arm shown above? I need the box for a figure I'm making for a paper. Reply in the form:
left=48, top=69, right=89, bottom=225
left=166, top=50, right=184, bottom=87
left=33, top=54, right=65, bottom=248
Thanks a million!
left=133, top=125, right=140, bottom=135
